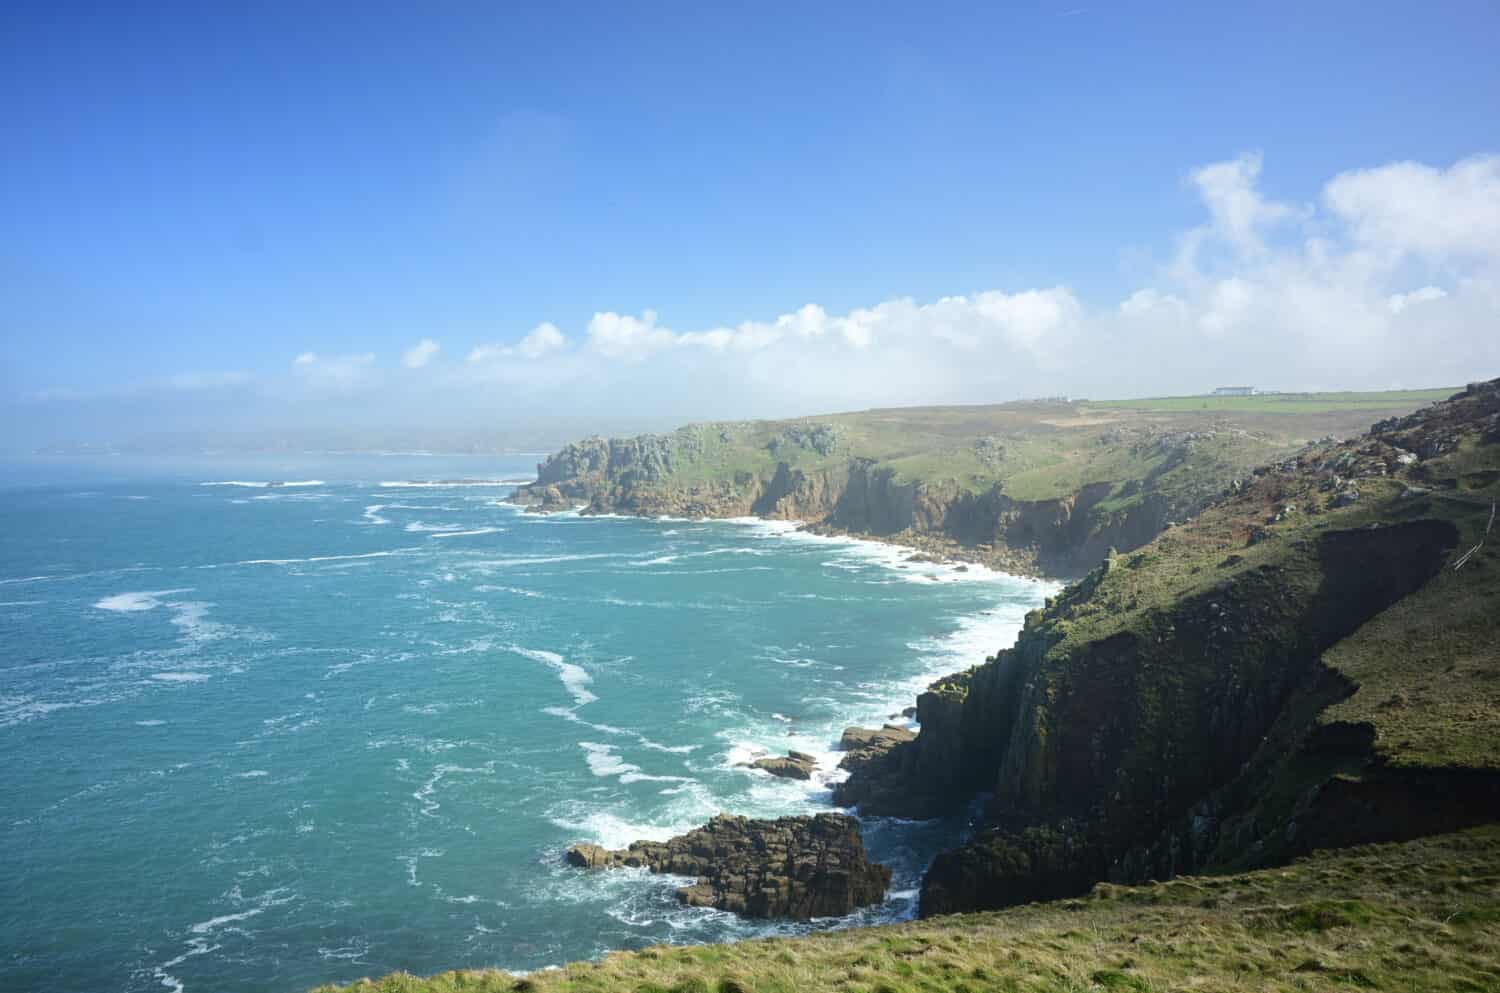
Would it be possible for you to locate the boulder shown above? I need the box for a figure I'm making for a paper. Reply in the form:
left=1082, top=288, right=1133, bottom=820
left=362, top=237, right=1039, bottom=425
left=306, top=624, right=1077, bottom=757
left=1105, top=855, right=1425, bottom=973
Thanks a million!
left=1331, top=487, right=1361, bottom=508
left=741, top=750, right=817, bottom=780
left=564, top=812, right=890, bottom=919
left=563, top=843, right=612, bottom=869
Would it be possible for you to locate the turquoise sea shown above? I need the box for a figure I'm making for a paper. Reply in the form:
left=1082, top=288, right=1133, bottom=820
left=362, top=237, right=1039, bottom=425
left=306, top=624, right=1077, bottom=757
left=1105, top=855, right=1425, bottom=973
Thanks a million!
left=0, top=456, right=1051, bottom=993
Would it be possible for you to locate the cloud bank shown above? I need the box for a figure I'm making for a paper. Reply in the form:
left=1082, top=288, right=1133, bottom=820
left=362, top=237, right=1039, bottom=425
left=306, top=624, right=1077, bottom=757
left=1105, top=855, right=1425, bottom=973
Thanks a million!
left=13, top=152, right=1500, bottom=448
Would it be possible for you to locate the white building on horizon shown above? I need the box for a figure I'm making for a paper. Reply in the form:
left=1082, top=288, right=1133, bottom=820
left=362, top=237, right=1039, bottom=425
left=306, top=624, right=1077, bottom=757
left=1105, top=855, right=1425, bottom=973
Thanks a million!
left=1212, top=386, right=1256, bottom=397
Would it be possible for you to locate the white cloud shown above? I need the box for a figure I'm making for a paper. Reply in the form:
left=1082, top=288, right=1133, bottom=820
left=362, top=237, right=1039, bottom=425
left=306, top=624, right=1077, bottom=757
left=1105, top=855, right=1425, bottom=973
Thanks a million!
left=483, top=152, right=1496, bottom=408
left=1198, top=278, right=1254, bottom=334
left=290, top=351, right=376, bottom=391
left=1387, top=285, right=1449, bottom=314
left=1186, top=152, right=1297, bottom=256
left=401, top=338, right=440, bottom=368
left=587, top=310, right=677, bottom=359
left=1118, top=288, right=1187, bottom=318
left=517, top=322, right=566, bottom=358
left=580, top=289, right=1081, bottom=361
left=467, top=322, right=569, bottom=363
left=25, top=151, right=1496, bottom=446
left=1324, top=155, right=1500, bottom=262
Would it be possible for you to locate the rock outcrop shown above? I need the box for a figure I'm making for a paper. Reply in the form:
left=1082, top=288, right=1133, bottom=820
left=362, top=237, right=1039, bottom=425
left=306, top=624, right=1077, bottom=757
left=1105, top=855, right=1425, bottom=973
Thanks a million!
left=834, top=725, right=915, bottom=779
left=505, top=413, right=1323, bottom=579
left=838, top=381, right=1500, bottom=917
left=564, top=813, right=891, bottom=919
left=740, top=750, right=817, bottom=780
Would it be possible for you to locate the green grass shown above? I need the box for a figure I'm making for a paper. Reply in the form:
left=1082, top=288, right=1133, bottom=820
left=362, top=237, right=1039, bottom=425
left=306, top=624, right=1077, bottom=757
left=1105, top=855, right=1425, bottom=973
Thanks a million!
left=1088, top=388, right=1458, bottom=415
left=313, top=826, right=1500, bottom=993
left=988, top=379, right=1500, bottom=804
left=566, top=392, right=1447, bottom=506
left=1320, top=501, right=1500, bottom=768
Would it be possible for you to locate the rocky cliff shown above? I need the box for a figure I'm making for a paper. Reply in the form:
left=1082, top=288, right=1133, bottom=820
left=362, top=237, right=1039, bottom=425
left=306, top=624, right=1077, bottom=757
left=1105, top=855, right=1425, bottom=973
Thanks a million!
left=565, top=813, right=890, bottom=920
left=837, top=380, right=1500, bottom=915
left=507, top=407, right=1321, bottom=577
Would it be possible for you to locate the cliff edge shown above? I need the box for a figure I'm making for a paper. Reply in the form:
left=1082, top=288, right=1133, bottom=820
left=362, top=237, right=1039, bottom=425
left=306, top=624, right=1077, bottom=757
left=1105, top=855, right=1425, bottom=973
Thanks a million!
left=508, top=394, right=1443, bottom=578
left=835, top=379, right=1500, bottom=915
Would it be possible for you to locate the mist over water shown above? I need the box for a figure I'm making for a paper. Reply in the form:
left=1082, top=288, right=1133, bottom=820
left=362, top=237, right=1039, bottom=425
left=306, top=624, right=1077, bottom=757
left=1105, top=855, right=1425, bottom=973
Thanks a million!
left=0, top=456, right=1051, bottom=993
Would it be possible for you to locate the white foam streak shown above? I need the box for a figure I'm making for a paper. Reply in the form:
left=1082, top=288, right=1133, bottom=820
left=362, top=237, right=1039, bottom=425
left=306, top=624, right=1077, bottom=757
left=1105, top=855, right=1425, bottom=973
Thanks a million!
left=580, top=742, right=639, bottom=779
left=378, top=480, right=520, bottom=488
left=542, top=707, right=698, bottom=754
left=549, top=810, right=705, bottom=850
left=507, top=645, right=597, bottom=705
left=463, top=552, right=628, bottom=568
left=207, top=549, right=416, bottom=567
left=156, top=888, right=296, bottom=993
left=403, top=520, right=465, bottom=533
left=94, top=588, right=194, bottom=612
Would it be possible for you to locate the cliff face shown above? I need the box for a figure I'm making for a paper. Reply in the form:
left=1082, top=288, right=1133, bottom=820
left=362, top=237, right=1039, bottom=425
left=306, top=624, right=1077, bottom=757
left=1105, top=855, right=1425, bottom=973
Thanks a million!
left=515, top=438, right=1186, bottom=578
left=507, top=396, right=1459, bottom=578
left=835, top=380, right=1500, bottom=916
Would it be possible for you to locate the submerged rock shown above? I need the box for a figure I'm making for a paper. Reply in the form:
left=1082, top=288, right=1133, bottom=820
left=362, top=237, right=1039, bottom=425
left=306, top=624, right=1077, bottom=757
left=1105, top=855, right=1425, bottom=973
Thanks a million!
left=564, top=812, right=890, bottom=919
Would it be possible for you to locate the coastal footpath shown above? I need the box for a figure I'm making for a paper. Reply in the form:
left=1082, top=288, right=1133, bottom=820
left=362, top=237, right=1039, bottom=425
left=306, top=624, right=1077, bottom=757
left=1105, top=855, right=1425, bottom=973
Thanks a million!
left=317, top=384, right=1499, bottom=992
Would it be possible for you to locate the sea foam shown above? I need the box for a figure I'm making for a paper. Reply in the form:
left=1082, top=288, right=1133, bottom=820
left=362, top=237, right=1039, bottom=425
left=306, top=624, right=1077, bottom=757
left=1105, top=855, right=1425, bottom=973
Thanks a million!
left=507, top=645, right=597, bottom=706
left=94, top=588, right=194, bottom=612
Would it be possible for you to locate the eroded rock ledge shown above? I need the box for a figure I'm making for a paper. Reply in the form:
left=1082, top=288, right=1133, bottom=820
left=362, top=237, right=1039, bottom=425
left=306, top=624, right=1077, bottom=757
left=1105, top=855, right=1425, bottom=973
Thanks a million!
left=739, top=750, right=818, bottom=780
left=565, top=813, right=890, bottom=919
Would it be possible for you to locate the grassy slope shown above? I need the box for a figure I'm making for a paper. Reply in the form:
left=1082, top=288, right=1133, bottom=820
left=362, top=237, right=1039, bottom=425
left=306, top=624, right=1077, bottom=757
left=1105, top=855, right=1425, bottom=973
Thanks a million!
left=316, top=827, right=1500, bottom=993
left=1090, top=388, right=1457, bottom=414
left=1031, top=390, right=1499, bottom=774
left=614, top=392, right=1452, bottom=504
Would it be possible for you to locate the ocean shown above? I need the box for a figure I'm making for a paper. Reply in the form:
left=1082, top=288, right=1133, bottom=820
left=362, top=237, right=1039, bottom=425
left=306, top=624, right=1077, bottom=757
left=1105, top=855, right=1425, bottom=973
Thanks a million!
left=0, top=456, right=1052, bottom=993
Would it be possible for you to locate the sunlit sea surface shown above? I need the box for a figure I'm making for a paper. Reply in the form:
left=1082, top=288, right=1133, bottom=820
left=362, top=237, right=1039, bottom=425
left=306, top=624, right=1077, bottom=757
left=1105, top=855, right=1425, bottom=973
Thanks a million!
left=0, top=456, right=1051, bottom=993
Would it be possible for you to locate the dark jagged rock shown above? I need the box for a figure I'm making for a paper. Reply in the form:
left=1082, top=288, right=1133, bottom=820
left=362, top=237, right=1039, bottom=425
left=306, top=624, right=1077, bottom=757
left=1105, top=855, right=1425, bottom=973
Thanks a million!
left=564, top=813, right=890, bottom=919
left=740, top=750, right=817, bottom=780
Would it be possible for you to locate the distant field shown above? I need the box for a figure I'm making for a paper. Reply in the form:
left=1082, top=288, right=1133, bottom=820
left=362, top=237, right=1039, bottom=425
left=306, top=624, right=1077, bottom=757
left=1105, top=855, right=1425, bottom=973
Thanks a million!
left=1089, top=388, right=1459, bottom=414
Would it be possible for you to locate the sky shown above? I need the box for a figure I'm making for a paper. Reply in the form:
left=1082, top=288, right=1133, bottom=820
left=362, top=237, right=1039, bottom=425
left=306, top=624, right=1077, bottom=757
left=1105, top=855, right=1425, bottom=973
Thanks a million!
left=3, top=1, right=1499, bottom=452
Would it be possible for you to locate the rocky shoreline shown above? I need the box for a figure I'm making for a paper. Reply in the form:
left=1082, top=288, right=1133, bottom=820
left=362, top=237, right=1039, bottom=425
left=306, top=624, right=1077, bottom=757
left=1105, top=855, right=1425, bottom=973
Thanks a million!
left=510, top=494, right=1027, bottom=579
left=565, top=813, right=891, bottom=920
left=548, top=382, right=1500, bottom=930
left=526, top=495, right=1029, bottom=922
left=559, top=721, right=928, bottom=921
left=501, top=417, right=1165, bottom=581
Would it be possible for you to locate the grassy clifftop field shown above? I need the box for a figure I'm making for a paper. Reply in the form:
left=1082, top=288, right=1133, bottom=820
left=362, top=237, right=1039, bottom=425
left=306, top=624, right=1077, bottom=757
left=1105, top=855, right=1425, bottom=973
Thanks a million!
left=318, top=827, right=1500, bottom=993
left=510, top=389, right=1453, bottom=577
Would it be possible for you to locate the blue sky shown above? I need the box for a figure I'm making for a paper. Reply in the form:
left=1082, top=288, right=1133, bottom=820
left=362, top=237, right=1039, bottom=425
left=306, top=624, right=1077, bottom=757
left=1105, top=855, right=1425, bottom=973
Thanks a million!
left=3, top=2, right=1499, bottom=450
